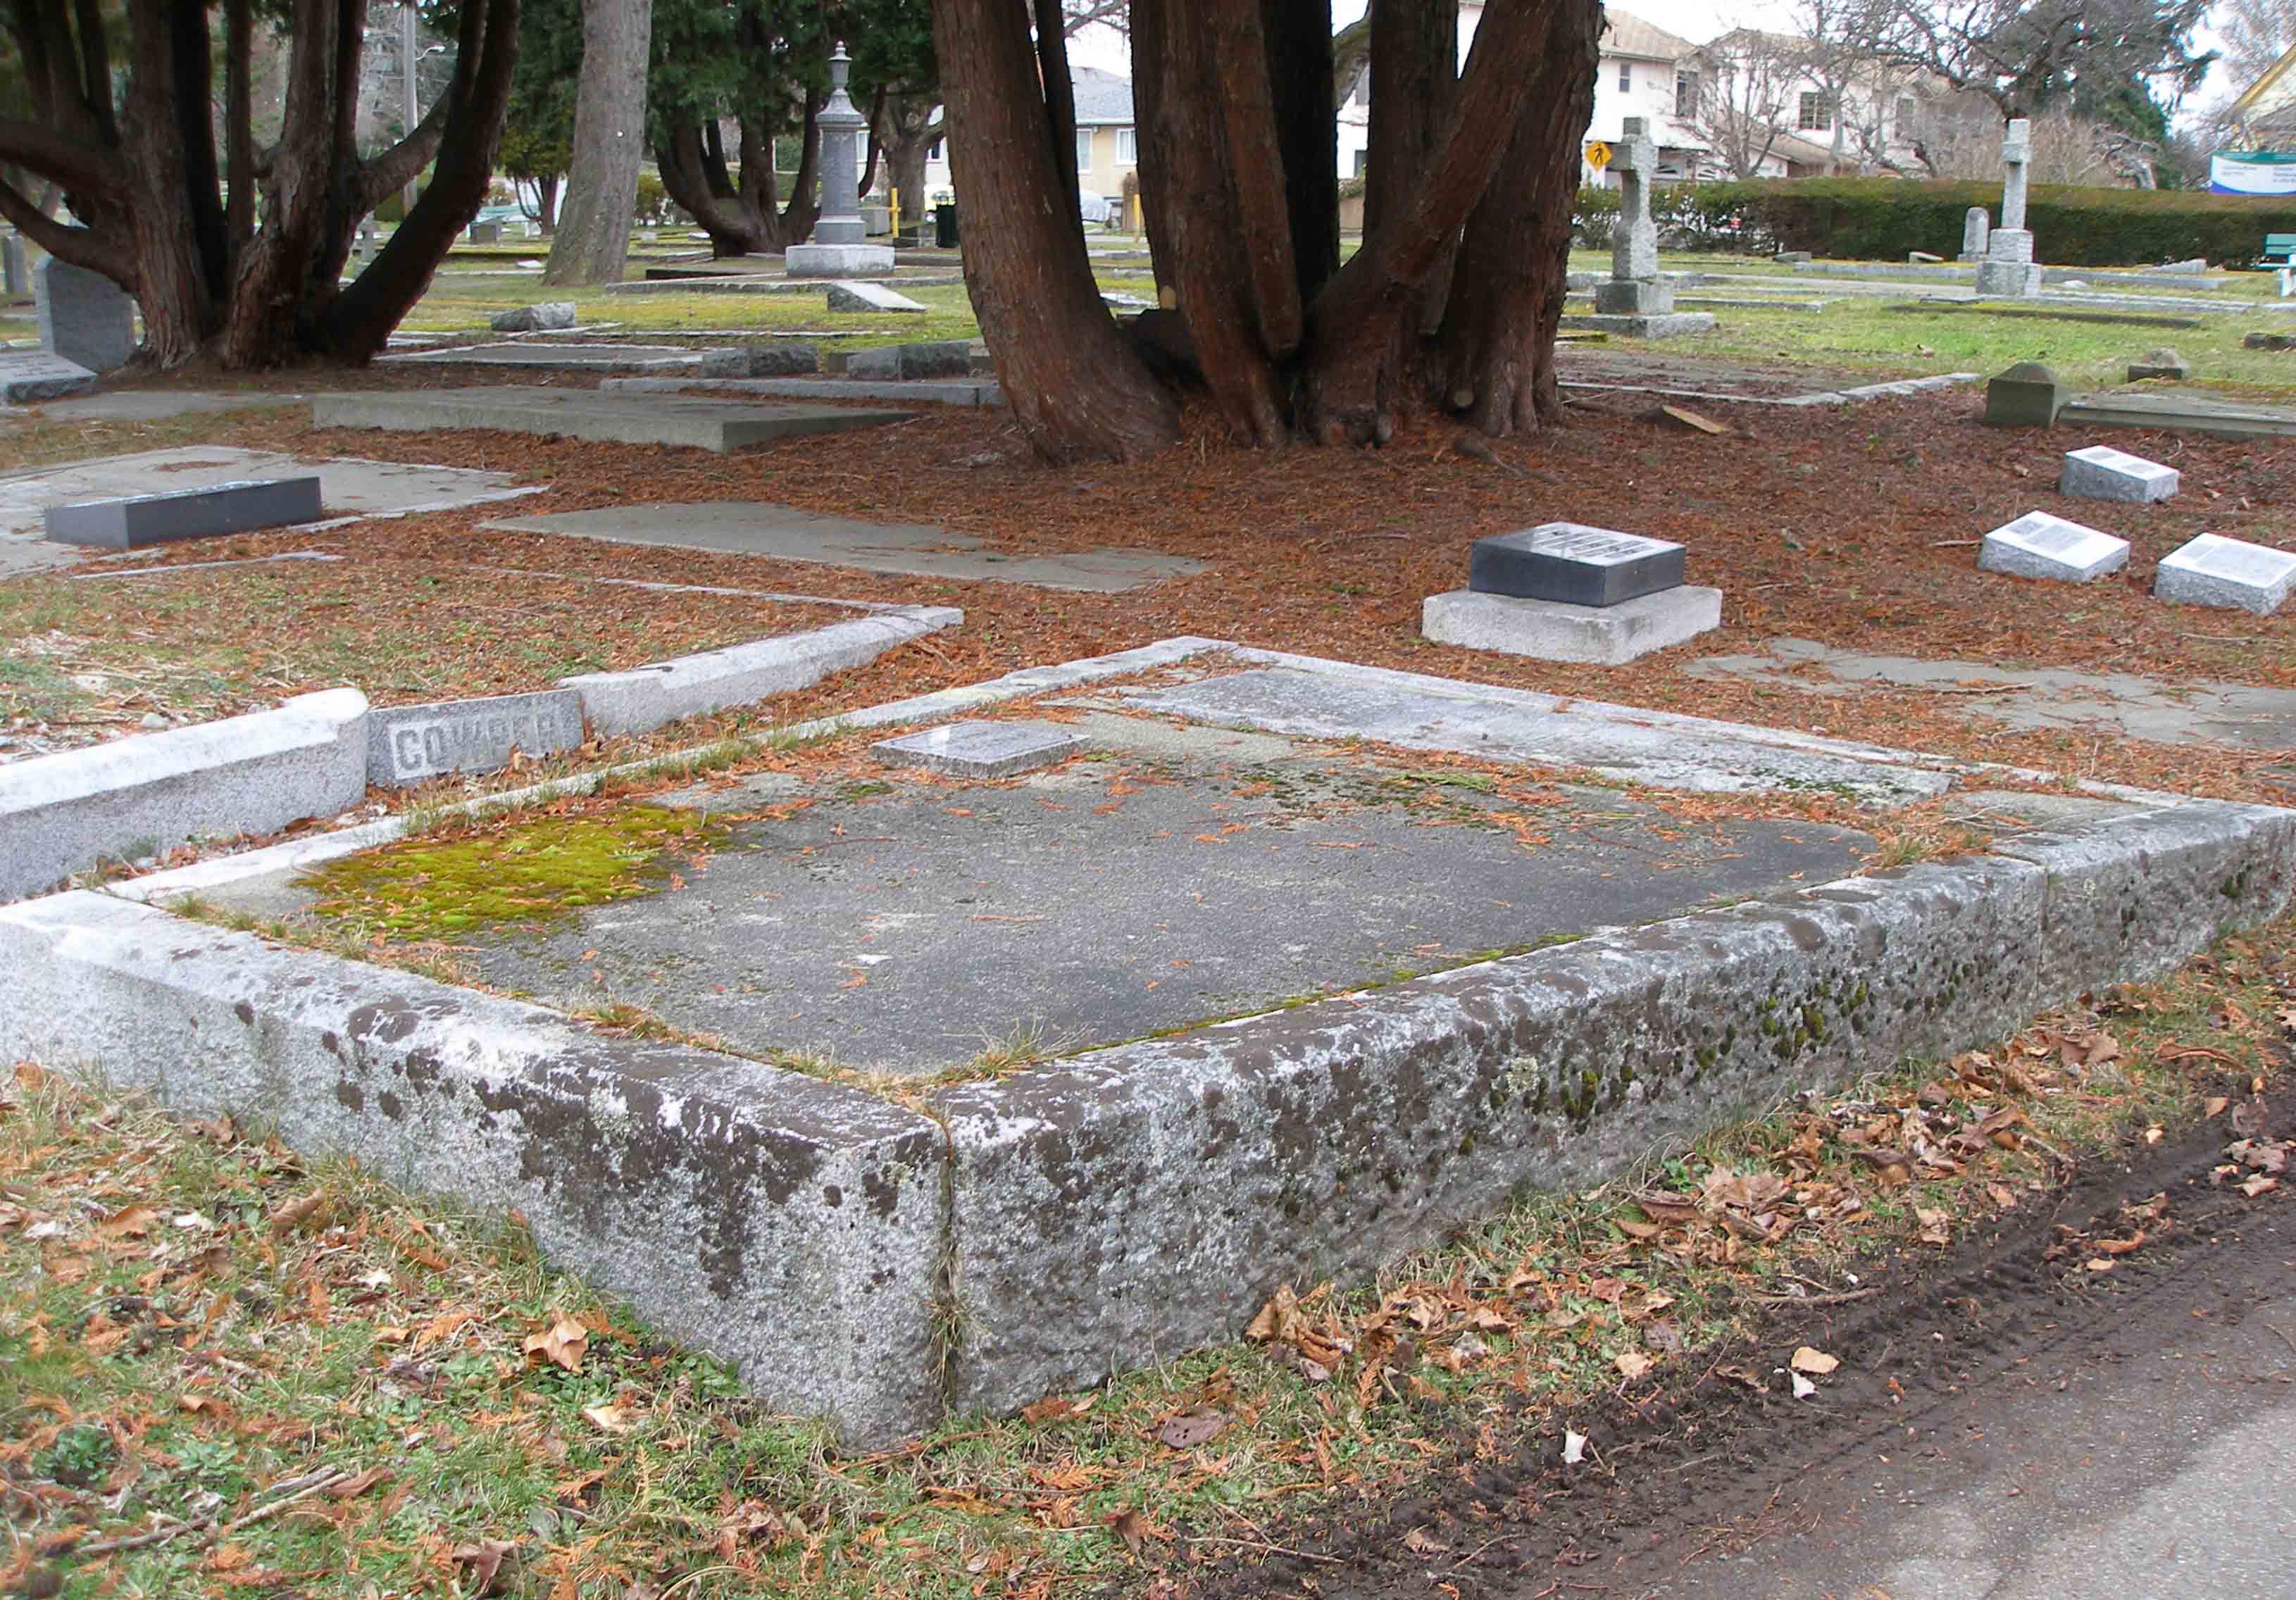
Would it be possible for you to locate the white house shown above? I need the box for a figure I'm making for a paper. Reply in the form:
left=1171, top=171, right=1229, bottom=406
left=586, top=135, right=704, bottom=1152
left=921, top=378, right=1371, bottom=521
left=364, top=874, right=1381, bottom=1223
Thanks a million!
left=1335, top=6, right=1707, bottom=186
left=919, top=65, right=1137, bottom=208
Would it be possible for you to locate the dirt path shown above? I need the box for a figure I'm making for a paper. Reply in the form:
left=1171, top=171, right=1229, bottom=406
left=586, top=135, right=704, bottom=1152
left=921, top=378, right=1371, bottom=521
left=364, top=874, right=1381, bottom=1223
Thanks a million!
left=1171, top=1087, right=2296, bottom=1600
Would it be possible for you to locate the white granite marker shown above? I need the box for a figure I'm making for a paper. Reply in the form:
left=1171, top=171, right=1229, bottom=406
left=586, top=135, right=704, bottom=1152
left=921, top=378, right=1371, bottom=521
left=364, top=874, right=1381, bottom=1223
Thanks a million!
left=1978, top=511, right=2130, bottom=583
left=0, top=350, right=96, bottom=404
left=872, top=721, right=1090, bottom=778
left=825, top=282, right=928, bottom=314
left=2059, top=444, right=2179, bottom=504
left=2154, top=533, right=2296, bottom=615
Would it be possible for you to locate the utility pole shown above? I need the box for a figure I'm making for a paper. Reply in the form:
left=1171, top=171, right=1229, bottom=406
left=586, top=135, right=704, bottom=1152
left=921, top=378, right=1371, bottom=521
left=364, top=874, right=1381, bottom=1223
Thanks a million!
left=401, top=4, right=420, bottom=215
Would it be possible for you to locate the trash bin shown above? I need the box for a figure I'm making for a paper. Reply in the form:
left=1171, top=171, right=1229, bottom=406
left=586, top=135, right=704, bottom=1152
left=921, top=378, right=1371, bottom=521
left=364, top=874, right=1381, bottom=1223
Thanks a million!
left=935, top=204, right=959, bottom=249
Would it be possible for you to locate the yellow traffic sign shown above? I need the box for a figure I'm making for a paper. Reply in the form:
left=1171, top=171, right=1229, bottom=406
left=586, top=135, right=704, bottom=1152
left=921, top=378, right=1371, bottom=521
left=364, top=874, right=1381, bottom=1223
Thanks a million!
left=1585, top=140, right=1612, bottom=169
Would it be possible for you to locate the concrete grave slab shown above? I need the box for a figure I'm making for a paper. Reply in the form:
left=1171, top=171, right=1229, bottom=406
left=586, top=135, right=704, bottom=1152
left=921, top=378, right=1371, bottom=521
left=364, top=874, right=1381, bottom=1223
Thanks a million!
left=368, top=689, right=587, bottom=787
left=375, top=342, right=730, bottom=371
left=825, top=281, right=927, bottom=313
left=2060, top=444, right=2178, bottom=504
left=1684, top=637, right=2296, bottom=750
left=489, top=302, right=578, bottom=332
left=44, top=475, right=322, bottom=549
left=2154, top=533, right=2296, bottom=615
left=70, top=643, right=2296, bottom=1443
left=311, top=388, right=913, bottom=452
left=2057, top=390, right=2296, bottom=443
left=0, top=391, right=305, bottom=424
left=601, top=375, right=1003, bottom=408
left=871, top=720, right=1090, bottom=777
left=1978, top=511, right=2131, bottom=582
left=484, top=502, right=1205, bottom=592
left=698, top=343, right=821, bottom=377
left=1469, top=523, right=1686, bottom=607
left=1423, top=586, right=1723, bottom=665
left=844, top=340, right=973, bottom=380
left=0, top=350, right=96, bottom=404
left=1558, top=312, right=1717, bottom=339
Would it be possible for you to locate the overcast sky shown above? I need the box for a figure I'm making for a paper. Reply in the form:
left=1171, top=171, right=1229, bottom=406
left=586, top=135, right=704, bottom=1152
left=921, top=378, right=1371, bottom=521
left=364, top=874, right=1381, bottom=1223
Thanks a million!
left=1068, top=1, right=2253, bottom=126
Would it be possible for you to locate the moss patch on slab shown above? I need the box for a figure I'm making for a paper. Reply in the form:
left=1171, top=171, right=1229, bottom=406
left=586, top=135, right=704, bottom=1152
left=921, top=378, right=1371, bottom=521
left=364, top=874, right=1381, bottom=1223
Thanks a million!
left=298, top=804, right=735, bottom=942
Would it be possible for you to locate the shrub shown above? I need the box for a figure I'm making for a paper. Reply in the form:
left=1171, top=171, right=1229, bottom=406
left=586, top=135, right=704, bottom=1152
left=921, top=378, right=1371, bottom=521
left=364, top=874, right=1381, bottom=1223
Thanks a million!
left=1572, top=184, right=1619, bottom=250
left=632, top=172, right=670, bottom=227
left=1673, top=177, right=2296, bottom=266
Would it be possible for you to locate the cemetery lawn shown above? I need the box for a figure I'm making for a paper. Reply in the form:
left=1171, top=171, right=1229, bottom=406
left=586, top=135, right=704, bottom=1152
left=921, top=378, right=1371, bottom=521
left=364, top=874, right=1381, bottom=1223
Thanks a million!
left=4, top=915, right=2289, bottom=1600
left=0, top=552, right=863, bottom=758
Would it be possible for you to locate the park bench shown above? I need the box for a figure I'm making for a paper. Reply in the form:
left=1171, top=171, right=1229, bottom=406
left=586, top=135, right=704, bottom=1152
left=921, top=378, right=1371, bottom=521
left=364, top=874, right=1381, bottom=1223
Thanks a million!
left=2266, top=232, right=2296, bottom=296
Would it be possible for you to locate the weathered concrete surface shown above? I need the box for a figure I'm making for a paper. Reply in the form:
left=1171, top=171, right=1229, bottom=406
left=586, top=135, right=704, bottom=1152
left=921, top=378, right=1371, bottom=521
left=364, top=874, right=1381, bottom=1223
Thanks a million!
left=930, top=799, right=2296, bottom=1415
left=2057, top=390, right=2296, bottom=443
left=310, top=388, right=915, bottom=452
left=367, top=688, right=587, bottom=787
left=374, top=342, right=731, bottom=371
left=600, top=375, right=1004, bottom=408
left=0, top=689, right=368, bottom=901
left=485, top=502, right=1204, bottom=592
left=1684, top=637, right=2296, bottom=751
left=1113, top=660, right=1954, bottom=803
left=557, top=608, right=962, bottom=738
left=439, top=730, right=1878, bottom=1075
left=0, top=892, right=948, bottom=1448
left=1423, top=586, right=1722, bottom=664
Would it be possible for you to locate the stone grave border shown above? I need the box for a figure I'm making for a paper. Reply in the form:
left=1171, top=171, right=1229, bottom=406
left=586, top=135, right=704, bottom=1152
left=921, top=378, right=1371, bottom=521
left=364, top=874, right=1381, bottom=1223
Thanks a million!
left=4, top=639, right=2291, bottom=1448
left=0, top=607, right=959, bottom=903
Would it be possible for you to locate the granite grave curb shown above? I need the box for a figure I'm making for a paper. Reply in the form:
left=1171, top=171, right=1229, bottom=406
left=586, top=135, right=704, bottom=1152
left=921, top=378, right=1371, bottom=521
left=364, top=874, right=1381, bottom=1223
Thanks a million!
left=0, top=689, right=368, bottom=902
left=0, top=890, right=948, bottom=1449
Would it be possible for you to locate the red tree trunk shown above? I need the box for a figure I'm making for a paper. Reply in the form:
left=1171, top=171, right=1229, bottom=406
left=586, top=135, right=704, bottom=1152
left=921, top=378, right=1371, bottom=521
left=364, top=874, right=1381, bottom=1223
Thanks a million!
left=931, top=0, right=1178, bottom=462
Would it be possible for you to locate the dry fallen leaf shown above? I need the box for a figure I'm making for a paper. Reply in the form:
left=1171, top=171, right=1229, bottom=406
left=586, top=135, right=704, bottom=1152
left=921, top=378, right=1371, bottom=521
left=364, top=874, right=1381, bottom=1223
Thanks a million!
left=1402, top=1527, right=1449, bottom=1556
left=582, top=1403, right=633, bottom=1434
left=1154, top=1408, right=1228, bottom=1450
left=523, top=1315, right=588, bottom=1373
left=1790, top=1346, right=1840, bottom=1376
left=451, top=1539, right=519, bottom=1597
left=1614, top=1350, right=1654, bottom=1381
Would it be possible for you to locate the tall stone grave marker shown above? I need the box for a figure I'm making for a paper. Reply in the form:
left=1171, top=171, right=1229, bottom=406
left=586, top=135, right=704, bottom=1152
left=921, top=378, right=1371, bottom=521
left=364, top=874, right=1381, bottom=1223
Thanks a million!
left=35, top=258, right=136, bottom=373
left=1958, top=206, right=1989, bottom=263
left=1594, top=119, right=1672, bottom=317
left=1, top=231, right=24, bottom=296
left=1974, top=120, right=2042, bottom=297
left=786, top=44, right=896, bottom=279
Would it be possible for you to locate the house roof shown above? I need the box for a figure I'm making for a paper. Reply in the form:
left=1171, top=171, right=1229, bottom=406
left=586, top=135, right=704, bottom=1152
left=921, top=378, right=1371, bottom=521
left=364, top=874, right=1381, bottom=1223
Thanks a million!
left=1071, top=65, right=1134, bottom=126
left=1601, top=9, right=1696, bottom=63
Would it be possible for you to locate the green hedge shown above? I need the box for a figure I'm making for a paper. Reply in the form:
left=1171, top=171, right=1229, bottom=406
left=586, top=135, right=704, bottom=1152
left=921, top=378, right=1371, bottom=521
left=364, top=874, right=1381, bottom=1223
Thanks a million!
left=1666, top=177, right=2296, bottom=266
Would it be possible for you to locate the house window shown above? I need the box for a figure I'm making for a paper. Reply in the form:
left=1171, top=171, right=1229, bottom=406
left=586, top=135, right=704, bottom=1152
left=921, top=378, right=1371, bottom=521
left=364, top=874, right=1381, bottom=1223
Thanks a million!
left=1075, top=128, right=1092, bottom=174
left=1797, top=91, right=1835, bottom=131
left=1617, top=61, right=1631, bottom=92
left=1115, top=127, right=1137, bottom=165
left=1353, top=147, right=1368, bottom=177
left=1675, top=70, right=1698, bottom=118
left=928, top=137, right=942, bottom=161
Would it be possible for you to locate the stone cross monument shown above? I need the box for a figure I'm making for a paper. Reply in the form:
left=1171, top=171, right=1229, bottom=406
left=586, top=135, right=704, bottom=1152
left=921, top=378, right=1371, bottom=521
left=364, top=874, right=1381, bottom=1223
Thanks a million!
left=1594, top=118, right=1673, bottom=316
left=1973, top=118, right=2041, bottom=297
left=785, top=42, right=896, bottom=279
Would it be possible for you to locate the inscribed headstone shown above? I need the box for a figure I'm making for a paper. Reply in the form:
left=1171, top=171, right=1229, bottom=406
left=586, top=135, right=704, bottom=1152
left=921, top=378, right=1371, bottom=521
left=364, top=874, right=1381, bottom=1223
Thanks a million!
left=35, top=258, right=136, bottom=373
left=2153, top=533, right=2296, bottom=615
left=2059, top=444, right=2178, bottom=504
left=1469, top=523, right=1686, bottom=608
left=1976, top=512, right=2130, bottom=583
left=368, top=689, right=588, bottom=786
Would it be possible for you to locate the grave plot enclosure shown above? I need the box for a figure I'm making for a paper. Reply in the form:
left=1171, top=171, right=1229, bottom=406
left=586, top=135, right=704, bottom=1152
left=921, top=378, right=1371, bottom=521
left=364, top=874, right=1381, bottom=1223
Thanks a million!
left=5, top=644, right=2291, bottom=1446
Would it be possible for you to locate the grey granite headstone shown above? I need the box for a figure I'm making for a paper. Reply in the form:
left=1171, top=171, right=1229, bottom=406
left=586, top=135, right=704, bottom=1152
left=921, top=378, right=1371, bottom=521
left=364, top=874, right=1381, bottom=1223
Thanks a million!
left=871, top=720, right=1090, bottom=778
left=2154, top=533, right=2296, bottom=615
left=1, top=232, right=24, bottom=296
left=1983, top=361, right=2065, bottom=427
left=491, top=301, right=580, bottom=332
left=825, top=281, right=928, bottom=314
left=700, top=342, right=823, bottom=377
left=42, top=475, right=323, bottom=549
left=35, top=258, right=136, bottom=373
left=2059, top=444, right=2178, bottom=504
left=368, top=688, right=587, bottom=786
left=468, top=220, right=502, bottom=244
left=1469, top=523, right=1686, bottom=608
left=1976, top=511, right=2130, bottom=582
left=0, top=350, right=96, bottom=404
left=846, top=340, right=973, bottom=380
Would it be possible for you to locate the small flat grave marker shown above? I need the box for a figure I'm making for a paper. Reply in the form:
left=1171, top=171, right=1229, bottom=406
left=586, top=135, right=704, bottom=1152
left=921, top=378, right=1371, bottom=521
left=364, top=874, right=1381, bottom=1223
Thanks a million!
left=825, top=281, right=928, bottom=314
left=2060, top=444, right=2178, bottom=504
left=2154, top=532, right=2296, bottom=615
left=0, top=350, right=96, bottom=404
left=1978, top=511, right=2130, bottom=583
left=872, top=720, right=1089, bottom=778
left=1469, top=523, right=1686, bottom=608
left=368, top=689, right=587, bottom=787
left=42, top=475, right=322, bottom=549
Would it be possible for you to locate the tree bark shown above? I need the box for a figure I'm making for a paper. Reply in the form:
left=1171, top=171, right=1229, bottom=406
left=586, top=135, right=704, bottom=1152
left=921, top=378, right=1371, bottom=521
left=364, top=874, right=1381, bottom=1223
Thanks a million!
left=224, top=0, right=255, bottom=266
left=1437, top=0, right=1600, bottom=436
left=1266, top=0, right=1339, bottom=308
left=931, top=0, right=1178, bottom=462
left=544, top=0, right=651, bottom=285
left=1034, top=0, right=1081, bottom=218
